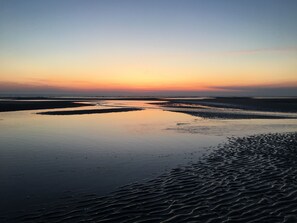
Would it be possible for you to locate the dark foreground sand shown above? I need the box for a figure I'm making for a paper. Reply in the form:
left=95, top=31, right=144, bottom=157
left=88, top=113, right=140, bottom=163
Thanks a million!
left=7, top=132, right=297, bottom=223
left=37, top=107, right=142, bottom=115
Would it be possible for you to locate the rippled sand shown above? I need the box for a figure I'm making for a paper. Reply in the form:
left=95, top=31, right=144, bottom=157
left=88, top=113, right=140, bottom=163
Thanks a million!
left=6, top=132, right=297, bottom=223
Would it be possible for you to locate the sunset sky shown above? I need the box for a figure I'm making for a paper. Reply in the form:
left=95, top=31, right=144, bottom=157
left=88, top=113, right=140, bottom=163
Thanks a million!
left=0, top=0, right=297, bottom=96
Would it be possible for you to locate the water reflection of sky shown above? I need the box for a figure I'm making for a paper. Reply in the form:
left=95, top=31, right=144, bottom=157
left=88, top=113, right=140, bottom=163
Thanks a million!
left=0, top=100, right=296, bottom=215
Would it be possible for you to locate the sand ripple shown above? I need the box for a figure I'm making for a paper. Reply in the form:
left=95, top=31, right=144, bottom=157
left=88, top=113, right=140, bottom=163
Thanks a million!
left=5, top=132, right=297, bottom=223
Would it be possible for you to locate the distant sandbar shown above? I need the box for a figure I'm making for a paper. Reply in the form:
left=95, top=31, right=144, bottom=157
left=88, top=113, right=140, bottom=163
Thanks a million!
left=0, top=100, right=89, bottom=112
left=37, top=107, right=142, bottom=115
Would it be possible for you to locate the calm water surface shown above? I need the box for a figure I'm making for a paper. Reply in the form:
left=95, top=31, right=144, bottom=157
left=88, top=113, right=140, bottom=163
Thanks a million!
left=0, top=100, right=296, bottom=214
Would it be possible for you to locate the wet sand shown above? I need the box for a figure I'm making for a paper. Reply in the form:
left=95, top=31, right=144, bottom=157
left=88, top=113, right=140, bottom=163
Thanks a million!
left=171, top=110, right=295, bottom=119
left=0, top=101, right=89, bottom=112
left=37, top=107, right=142, bottom=115
left=2, top=97, right=297, bottom=116
left=161, top=97, right=297, bottom=113
left=156, top=98, right=297, bottom=119
left=6, top=132, right=297, bottom=223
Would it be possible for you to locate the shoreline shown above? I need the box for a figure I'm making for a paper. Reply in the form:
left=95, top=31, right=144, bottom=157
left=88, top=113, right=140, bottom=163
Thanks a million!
left=155, top=98, right=297, bottom=119
left=1, top=97, right=297, bottom=116
left=168, top=109, right=296, bottom=119
left=159, top=97, right=297, bottom=113
left=6, top=132, right=297, bottom=222
left=0, top=101, right=90, bottom=112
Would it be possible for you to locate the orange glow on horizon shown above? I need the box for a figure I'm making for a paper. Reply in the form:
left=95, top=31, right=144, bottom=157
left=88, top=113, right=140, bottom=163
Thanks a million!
left=1, top=48, right=296, bottom=93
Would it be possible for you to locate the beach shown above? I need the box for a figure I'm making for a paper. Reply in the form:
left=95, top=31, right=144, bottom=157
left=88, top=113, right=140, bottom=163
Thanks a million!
left=2, top=0, right=297, bottom=221
left=8, top=132, right=297, bottom=223
left=0, top=97, right=297, bottom=222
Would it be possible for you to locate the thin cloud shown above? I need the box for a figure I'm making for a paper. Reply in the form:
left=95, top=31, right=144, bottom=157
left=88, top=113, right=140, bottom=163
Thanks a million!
left=1, top=81, right=296, bottom=97
left=225, top=46, right=297, bottom=55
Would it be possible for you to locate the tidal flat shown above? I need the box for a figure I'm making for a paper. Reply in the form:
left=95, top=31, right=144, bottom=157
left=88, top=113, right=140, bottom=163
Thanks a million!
left=0, top=97, right=297, bottom=222
left=12, top=132, right=297, bottom=223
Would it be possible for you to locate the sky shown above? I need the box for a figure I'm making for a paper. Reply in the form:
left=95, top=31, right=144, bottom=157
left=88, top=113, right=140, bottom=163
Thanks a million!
left=0, top=0, right=297, bottom=96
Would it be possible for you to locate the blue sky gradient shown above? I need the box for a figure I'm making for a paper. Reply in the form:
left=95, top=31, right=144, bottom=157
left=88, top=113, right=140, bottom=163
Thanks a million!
left=0, top=0, right=297, bottom=96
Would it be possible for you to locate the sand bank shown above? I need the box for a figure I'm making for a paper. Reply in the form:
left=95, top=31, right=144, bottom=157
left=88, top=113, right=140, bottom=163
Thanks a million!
left=7, top=132, right=297, bottom=223
left=171, top=110, right=296, bottom=119
left=37, top=107, right=142, bottom=115
left=0, top=101, right=89, bottom=112
left=156, top=98, right=297, bottom=119
left=161, top=98, right=297, bottom=113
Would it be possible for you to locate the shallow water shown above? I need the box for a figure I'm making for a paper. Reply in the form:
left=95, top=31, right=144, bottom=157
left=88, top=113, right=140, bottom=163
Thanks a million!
left=0, top=100, right=296, bottom=215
